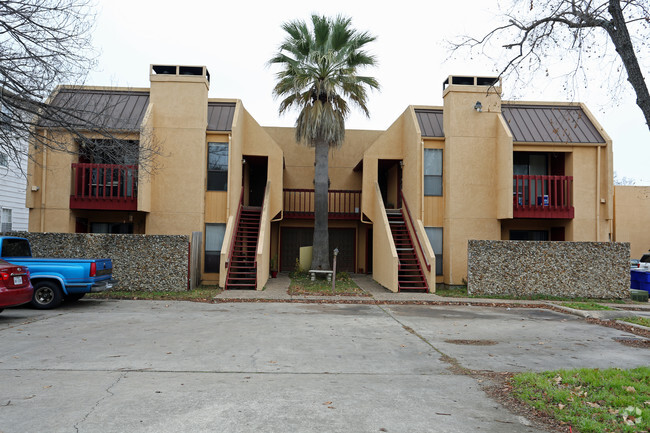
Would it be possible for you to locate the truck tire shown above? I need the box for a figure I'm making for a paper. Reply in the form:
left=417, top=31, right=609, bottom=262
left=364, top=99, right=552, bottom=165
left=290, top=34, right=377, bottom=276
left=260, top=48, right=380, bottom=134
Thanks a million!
left=64, top=293, right=86, bottom=302
left=31, top=281, right=63, bottom=309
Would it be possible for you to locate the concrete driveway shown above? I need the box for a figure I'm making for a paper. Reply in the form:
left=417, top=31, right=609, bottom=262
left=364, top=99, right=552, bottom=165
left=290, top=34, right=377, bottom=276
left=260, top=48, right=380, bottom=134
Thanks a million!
left=0, top=300, right=647, bottom=433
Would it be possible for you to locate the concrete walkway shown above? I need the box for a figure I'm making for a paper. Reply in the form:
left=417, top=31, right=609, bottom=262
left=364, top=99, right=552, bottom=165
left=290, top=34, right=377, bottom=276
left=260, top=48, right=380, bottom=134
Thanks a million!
left=215, top=273, right=650, bottom=327
left=215, top=273, right=547, bottom=304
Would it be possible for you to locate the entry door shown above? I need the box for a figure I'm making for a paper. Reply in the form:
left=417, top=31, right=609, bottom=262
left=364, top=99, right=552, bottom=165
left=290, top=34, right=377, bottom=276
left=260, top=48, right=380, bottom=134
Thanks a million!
left=280, top=227, right=355, bottom=272
left=245, top=156, right=268, bottom=206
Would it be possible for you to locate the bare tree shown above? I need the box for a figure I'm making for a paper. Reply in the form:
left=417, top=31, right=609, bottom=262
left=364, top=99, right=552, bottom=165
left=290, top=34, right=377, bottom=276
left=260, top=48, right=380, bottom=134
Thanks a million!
left=451, top=0, right=650, bottom=131
left=614, top=170, right=638, bottom=184
left=0, top=0, right=159, bottom=174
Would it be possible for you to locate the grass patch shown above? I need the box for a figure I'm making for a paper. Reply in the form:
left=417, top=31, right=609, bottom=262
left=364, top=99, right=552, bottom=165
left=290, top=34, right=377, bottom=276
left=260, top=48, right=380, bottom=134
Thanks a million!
left=619, top=317, right=650, bottom=328
left=288, top=271, right=368, bottom=296
left=512, top=367, right=650, bottom=433
left=436, top=286, right=628, bottom=304
left=87, top=286, right=222, bottom=302
left=560, top=302, right=615, bottom=311
left=435, top=286, right=470, bottom=297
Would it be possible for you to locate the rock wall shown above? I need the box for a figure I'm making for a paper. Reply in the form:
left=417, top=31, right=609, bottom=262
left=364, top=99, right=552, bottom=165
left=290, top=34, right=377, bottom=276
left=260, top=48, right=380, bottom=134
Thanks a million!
left=2, top=232, right=189, bottom=292
left=467, top=240, right=630, bottom=299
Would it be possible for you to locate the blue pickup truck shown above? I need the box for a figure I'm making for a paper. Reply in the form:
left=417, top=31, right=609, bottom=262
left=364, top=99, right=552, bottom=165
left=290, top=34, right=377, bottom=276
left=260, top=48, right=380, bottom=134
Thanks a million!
left=0, top=236, right=115, bottom=309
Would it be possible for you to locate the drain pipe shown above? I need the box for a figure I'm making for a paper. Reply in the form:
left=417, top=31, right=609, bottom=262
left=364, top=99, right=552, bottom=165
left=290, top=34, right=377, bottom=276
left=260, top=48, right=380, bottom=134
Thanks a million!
left=596, top=145, right=601, bottom=241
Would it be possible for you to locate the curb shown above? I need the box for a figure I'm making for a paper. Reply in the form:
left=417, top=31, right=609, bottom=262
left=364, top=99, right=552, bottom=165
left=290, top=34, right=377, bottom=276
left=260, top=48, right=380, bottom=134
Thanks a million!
left=614, top=320, right=650, bottom=332
left=544, top=303, right=641, bottom=320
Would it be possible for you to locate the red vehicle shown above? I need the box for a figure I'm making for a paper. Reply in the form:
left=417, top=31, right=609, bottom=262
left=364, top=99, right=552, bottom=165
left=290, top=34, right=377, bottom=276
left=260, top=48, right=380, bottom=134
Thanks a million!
left=0, top=258, right=33, bottom=313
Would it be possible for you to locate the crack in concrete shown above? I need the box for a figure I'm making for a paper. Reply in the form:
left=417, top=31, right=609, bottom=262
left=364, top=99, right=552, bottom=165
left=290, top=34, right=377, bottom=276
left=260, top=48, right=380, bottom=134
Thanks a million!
left=74, top=372, right=125, bottom=433
left=0, top=367, right=447, bottom=376
left=0, top=312, right=67, bottom=331
left=374, top=304, right=470, bottom=374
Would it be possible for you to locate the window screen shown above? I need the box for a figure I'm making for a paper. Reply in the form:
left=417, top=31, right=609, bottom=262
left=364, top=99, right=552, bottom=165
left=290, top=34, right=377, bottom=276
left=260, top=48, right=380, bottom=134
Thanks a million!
left=425, top=226, right=443, bottom=276
left=205, top=223, right=226, bottom=273
left=1, top=208, right=12, bottom=232
left=424, top=149, right=442, bottom=196
left=207, top=142, right=228, bottom=191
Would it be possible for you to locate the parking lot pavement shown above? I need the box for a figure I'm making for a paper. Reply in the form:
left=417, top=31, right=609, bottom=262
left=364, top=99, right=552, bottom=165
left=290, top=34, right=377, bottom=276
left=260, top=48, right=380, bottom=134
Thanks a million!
left=0, top=300, right=647, bottom=433
left=383, top=305, right=650, bottom=372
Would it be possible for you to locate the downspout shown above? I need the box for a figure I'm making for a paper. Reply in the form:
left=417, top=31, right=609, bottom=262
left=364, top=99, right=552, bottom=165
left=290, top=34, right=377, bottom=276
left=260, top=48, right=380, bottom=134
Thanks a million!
left=226, top=134, right=232, bottom=218
left=39, top=133, right=47, bottom=232
left=596, top=145, right=601, bottom=241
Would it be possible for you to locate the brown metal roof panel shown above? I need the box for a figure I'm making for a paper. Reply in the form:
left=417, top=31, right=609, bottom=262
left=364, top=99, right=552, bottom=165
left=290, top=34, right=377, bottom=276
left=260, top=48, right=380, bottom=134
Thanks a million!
left=522, top=109, right=557, bottom=142
left=414, top=109, right=444, bottom=137
left=207, top=102, right=235, bottom=131
left=563, top=108, right=603, bottom=142
left=43, top=89, right=150, bottom=131
left=502, top=105, right=605, bottom=143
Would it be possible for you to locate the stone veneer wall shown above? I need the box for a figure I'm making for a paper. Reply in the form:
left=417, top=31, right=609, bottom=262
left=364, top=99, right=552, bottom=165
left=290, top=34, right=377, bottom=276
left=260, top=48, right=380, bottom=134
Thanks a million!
left=467, top=240, right=630, bottom=299
left=2, top=232, right=189, bottom=292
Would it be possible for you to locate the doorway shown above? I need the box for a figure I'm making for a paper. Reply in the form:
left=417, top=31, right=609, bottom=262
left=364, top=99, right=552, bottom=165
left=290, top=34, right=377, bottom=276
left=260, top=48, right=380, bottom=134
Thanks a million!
left=243, top=156, right=268, bottom=207
left=378, top=159, right=402, bottom=209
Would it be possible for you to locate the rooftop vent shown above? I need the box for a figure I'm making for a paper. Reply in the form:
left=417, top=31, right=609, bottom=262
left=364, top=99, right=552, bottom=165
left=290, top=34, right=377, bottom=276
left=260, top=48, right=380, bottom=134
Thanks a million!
left=151, top=65, right=210, bottom=82
left=152, top=65, right=176, bottom=75
left=442, top=75, right=500, bottom=91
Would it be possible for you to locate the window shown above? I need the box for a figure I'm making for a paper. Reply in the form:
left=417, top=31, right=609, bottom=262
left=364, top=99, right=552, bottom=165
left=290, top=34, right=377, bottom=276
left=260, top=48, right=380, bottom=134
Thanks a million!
left=424, top=149, right=442, bottom=196
left=205, top=223, right=226, bottom=273
left=0, top=152, right=7, bottom=167
left=425, top=227, right=443, bottom=276
left=510, top=230, right=549, bottom=241
left=513, top=152, right=548, bottom=176
left=207, top=142, right=228, bottom=191
left=90, top=222, right=133, bottom=234
left=1, top=208, right=12, bottom=232
left=79, top=139, right=139, bottom=164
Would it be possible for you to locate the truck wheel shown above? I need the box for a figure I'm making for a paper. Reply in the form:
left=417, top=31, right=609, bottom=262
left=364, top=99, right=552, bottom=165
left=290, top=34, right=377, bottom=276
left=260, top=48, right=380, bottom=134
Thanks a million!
left=31, top=281, right=63, bottom=309
left=64, top=293, right=86, bottom=302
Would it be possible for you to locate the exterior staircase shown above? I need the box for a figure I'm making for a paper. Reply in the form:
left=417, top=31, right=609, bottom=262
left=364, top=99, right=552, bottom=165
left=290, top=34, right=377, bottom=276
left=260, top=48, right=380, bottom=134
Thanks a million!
left=386, top=209, right=428, bottom=292
left=225, top=206, right=261, bottom=290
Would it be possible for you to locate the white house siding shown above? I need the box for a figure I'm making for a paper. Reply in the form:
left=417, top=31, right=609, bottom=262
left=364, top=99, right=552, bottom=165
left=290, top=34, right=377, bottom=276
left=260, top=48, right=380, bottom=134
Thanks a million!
left=0, top=150, right=28, bottom=232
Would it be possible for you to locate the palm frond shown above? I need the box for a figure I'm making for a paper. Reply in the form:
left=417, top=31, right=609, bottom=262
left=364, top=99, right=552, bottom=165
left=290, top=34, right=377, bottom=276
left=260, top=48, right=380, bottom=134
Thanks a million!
left=269, top=14, right=379, bottom=147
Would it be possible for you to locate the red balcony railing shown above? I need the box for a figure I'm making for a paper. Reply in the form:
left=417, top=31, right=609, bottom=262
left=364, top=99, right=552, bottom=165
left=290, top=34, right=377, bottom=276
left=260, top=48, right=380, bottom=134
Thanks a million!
left=283, top=189, right=361, bottom=219
left=70, top=163, right=138, bottom=211
left=513, top=175, right=574, bottom=219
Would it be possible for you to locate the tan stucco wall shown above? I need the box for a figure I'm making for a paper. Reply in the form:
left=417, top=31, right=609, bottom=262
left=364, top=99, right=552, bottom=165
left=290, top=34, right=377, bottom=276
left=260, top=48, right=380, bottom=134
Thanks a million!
left=441, top=82, right=503, bottom=285
left=614, top=186, right=650, bottom=258
left=360, top=113, right=405, bottom=222
left=146, top=72, right=209, bottom=237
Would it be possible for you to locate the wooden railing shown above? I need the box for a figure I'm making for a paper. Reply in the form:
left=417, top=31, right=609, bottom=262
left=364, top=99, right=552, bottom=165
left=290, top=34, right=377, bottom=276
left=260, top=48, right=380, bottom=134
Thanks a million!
left=513, top=175, right=574, bottom=218
left=400, top=190, right=431, bottom=272
left=70, top=163, right=138, bottom=211
left=283, top=189, right=361, bottom=219
left=225, top=187, right=245, bottom=272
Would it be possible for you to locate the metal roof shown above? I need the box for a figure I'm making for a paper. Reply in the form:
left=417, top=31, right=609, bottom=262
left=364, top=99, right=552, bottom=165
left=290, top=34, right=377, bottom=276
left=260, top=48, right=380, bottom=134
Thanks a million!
left=43, top=89, right=150, bottom=131
left=501, top=104, right=605, bottom=143
left=207, top=102, right=235, bottom=131
left=415, top=109, right=444, bottom=137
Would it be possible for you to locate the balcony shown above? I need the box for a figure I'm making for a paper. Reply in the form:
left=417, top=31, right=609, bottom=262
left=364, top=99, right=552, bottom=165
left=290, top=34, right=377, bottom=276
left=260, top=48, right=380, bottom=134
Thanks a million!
left=70, top=163, right=138, bottom=211
left=283, top=189, right=361, bottom=219
left=513, top=175, right=574, bottom=219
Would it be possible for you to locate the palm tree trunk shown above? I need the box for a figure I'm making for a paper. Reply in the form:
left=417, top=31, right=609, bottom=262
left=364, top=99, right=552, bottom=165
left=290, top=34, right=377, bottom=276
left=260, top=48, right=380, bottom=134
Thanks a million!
left=311, top=139, right=330, bottom=270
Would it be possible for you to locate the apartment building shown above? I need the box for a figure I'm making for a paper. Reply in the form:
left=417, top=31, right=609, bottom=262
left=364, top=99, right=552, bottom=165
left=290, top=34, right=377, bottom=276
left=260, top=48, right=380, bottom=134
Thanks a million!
left=26, top=65, right=614, bottom=291
left=0, top=148, right=28, bottom=232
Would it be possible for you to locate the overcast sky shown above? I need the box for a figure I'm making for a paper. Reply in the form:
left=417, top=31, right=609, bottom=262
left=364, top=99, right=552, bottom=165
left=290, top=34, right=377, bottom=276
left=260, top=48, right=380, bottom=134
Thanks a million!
left=88, top=0, right=649, bottom=184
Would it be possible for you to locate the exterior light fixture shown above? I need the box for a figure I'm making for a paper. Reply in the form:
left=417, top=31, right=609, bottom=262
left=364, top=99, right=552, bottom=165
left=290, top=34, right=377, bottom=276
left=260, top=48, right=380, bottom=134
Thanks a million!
left=474, top=101, right=483, bottom=112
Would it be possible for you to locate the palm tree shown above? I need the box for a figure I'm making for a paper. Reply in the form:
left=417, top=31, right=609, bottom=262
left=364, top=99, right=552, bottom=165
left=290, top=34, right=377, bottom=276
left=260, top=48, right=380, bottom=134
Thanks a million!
left=269, top=15, right=379, bottom=270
